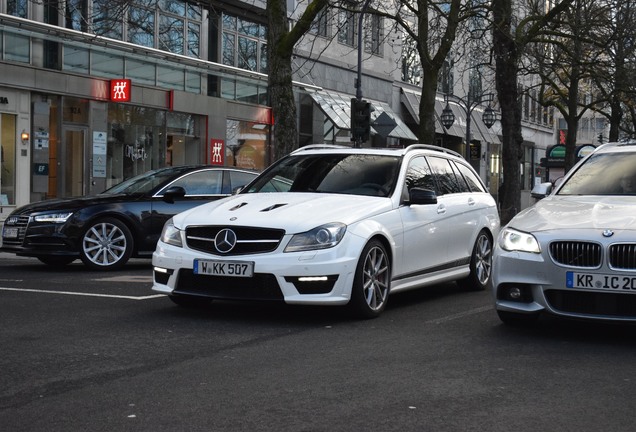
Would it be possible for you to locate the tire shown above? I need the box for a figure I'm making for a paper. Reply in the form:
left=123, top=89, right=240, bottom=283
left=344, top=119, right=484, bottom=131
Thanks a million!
left=497, top=310, right=540, bottom=326
left=37, top=256, right=76, bottom=266
left=348, top=239, right=391, bottom=319
left=458, top=231, right=493, bottom=291
left=169, top=295, right=212, bottom=308
left=79, top=218, right=133, bottom=270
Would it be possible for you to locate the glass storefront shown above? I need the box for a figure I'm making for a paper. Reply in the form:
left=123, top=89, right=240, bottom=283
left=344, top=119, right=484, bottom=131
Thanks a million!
left=0, top=113, right=17, bottom=206
left=225, top=119, right=268, bottom=170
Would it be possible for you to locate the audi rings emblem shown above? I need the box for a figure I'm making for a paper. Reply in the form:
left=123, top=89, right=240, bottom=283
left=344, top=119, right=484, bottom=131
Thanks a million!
left=214, top=228, right=238, bottom=253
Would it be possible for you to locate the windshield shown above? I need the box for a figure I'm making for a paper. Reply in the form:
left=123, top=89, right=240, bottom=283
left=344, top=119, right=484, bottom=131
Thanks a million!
left=101, top=168, right=183, bottom=195
left=558, top=151, right=636, bottom=196
left=245, top=154, right=401, bottom=197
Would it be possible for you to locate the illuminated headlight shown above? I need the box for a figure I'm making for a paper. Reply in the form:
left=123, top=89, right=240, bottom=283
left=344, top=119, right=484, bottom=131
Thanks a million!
left=160, top=219, right=183, bottom=247
left=33, top=212, right=73, bottom=223
left=285, top=223, right=346, bottom=252
left=499, top=227, right=541, bottom=253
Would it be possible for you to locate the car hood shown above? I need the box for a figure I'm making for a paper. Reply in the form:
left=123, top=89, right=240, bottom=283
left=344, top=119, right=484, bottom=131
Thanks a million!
left=509, top=196, right=636, bottom=232
left=9, top=194, right=136, bottom=215
left=172, top=192, right=393, bottom=233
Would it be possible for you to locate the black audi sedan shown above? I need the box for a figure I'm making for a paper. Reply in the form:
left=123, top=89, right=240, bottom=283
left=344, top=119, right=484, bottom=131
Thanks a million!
left=0, top=166, right=258, bottom=270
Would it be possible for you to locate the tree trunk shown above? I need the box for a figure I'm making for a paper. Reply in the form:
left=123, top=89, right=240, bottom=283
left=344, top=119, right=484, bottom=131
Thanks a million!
left=267, top=0, right=298, bottom=162
left=417, top=68, right=439, bottom=144
left=492, top=0, right=523, bottom=225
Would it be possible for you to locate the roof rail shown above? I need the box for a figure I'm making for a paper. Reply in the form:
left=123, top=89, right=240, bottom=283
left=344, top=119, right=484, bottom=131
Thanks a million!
left=291, top=144, right=351, bottom=154
left=404, top=144, right=463, bottom=158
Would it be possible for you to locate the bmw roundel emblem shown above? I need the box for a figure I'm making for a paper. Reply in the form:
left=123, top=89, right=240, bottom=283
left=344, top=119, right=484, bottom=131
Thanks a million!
left=602, top=229, right=614, bottom=238
left=214, top=228, right=237, bottom=253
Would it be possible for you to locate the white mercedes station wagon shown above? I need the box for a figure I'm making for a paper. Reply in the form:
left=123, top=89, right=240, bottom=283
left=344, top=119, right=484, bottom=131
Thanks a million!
left=493, top=141, right=636, bottom=325
left=152, top=145, right=500, bottom=318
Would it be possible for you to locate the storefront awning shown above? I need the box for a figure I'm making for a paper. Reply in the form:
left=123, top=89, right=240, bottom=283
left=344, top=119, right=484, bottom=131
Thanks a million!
left=400, top=88, right=500, bottom=144
left=309, top=89, right=418, bottom=141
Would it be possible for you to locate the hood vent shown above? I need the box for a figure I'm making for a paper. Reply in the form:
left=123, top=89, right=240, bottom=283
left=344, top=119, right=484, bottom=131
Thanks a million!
left=261, top=203, right=287, bottom=212
left=229, top=202, right=248, bottom=211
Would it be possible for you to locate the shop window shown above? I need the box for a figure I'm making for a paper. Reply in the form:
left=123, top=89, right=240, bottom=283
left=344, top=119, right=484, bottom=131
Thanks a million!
left=0, top=114, right=17, bottom=206
left=4, top=33, right=30, bottom=63
left=63, top=45, right=89, bottom=73
left=126, top=59, right=156, bottom=86
left=157, top=65, right=185, bottom=89
left=226, top=120, right=269, bottom=171
left=92, top=51, right=124, bottom=78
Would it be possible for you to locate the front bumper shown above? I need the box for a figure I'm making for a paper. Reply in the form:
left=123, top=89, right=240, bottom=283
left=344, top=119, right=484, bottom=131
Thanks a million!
left=151, top=235, right=366, bottom=305
left=492, top=250, right=636, bottom=322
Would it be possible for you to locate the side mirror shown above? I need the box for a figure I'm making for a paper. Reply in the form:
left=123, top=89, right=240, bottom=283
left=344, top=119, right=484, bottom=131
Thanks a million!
left=408, top=187, right=437, bottom=205
left=531, top=182, right=552, bottom=199
left=161, top=186, right=187, bottom=204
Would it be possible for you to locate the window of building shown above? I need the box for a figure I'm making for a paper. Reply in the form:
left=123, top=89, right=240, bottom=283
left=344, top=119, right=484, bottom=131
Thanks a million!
left=226, top=119, right=269, bottom=171
left=128, top=5, right=155, bottom=48
left=310, top=7, right=329, bottom=38
left=364, top=14, right=382, bottom=55
left=66, top=0, right=89, bottom=32
left=338, top=8, right=356, bottom=47
left=92, top=0, right=123, bottom=39
left=221, top=13, right=267, bottom=73
left=4, top=33, right=30, bottom=63
left=7, top=0, right=28, bottom=18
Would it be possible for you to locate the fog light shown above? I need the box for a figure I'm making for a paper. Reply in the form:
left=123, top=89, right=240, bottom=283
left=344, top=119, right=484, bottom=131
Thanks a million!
left=509, top=287, right=523, bottom=299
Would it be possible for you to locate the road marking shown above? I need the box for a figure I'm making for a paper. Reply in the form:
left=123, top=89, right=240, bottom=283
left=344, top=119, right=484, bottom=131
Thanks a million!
left=93, top=276, right=154, bottom=283
left=0, top=286, right=165, bottom=300
left=425, top=305, right=492, bottom=324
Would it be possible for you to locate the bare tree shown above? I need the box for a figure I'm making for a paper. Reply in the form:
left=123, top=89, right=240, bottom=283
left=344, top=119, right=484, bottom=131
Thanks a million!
left=492, top=0, right=572, bottom=224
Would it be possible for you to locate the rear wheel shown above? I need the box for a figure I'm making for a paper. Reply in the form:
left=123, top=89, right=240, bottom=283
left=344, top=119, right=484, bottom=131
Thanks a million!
left=348, top=239, right=391, bottom=319
left=37, top=256, right=76, bottom=266
left=458, top=231, right=493, bottom=291
left=79, top=218, right=133, bottom=270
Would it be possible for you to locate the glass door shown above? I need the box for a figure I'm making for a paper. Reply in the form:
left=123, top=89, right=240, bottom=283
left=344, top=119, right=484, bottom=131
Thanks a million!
left=60, top=127, right=87, bottom=197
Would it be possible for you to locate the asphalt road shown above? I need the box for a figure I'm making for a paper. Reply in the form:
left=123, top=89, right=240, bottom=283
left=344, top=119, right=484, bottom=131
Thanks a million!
left=1, top=253, right=635, bottom=432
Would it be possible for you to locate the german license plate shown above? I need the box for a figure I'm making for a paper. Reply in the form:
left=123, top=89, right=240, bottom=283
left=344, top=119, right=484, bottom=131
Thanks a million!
left=194, top=259, right=254, bottom=277
left=3, top=227, right=18, bottom=239
left=566, top=271, right=636, bottom=291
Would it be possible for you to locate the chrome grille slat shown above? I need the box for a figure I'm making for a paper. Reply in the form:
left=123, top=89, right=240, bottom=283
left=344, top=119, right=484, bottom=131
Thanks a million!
left=185, top=226, right=285, bottom=256
left=2, top=215, right=30, bottom=246
left=609, top=244, right=636, bottom=269
left=549, top=241, right=602, bottom=268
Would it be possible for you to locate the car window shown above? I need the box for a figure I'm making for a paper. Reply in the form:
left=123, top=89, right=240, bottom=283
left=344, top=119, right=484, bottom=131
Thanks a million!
left=102, top=168, right=184, bottom=194
left=427, top=156, right=462, bottom=195
left=229, top=170, right=257, bottom=193
left=164, top=170, right=223, bottom=195
left=246, top=154, right=400, bottom=197
left=404, top=156, right=437, bottom=197
left=454, top=161, right=485, bottom=193
left=558, top=152, right=636, bottom=195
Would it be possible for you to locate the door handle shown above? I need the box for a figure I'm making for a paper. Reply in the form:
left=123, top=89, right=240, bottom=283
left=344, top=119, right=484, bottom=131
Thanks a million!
left=437, top=205, right=446, bottom=214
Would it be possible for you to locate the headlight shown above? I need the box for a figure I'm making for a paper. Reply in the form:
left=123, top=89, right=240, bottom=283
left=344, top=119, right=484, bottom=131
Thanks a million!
left=285, top=223, right=347, bottom=252
left=160, top=219, right=183, bottom=247
left=499, top=227, right=541, bottom=253
left=33, top=212, right=73, bottom=223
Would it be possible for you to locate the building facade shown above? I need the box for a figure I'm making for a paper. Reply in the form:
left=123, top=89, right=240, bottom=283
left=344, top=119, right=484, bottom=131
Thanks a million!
left=0, top=0, right=556, bottom=221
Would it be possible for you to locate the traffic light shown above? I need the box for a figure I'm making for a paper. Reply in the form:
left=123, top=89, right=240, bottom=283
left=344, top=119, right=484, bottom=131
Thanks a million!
left=351, top=98, right=372, bottom=143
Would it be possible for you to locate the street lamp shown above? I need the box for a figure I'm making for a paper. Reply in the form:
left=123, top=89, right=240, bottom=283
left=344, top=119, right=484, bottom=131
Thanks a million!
left=440, top=93, right=497, bottom=162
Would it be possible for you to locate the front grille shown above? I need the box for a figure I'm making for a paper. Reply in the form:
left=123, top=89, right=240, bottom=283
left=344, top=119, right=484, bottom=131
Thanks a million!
left=545, top=289, right=636, bottom=318
left=185, top=226, right=285, bottom=256
left=175, top=269, right=284, bottom=301
left=609, top=244, right=636, bottom=270
left=549, top=241, right=602, bottom=268
left=1, top=215, right=30, bottom=246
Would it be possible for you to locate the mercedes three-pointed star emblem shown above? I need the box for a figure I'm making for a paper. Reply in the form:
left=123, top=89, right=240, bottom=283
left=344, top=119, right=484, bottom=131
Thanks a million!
left=214, top=228, right=237, bottom=253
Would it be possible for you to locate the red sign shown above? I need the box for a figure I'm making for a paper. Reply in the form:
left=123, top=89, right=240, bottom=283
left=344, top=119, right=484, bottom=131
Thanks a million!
left=110, top=79, right=132, bottom=102
left=209, top=139, right=225, bottom=165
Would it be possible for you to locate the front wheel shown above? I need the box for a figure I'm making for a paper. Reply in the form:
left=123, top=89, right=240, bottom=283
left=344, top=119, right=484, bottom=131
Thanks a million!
left=348, top=239, right=391, bottom=319
left=458, top=231, right=493, bottom=291
left=79, top=218, right=133, bottom=270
